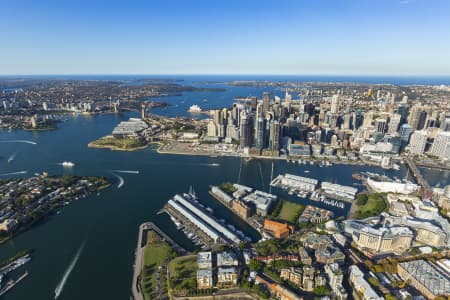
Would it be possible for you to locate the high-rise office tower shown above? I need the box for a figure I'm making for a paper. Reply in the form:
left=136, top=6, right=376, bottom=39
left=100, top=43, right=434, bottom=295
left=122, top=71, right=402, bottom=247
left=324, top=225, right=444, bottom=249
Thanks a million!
left=239, top=112, right=253, bottom=148
left=397, top=103, right=409, bottom=125
left=331, top=95, right=340, bottom=114
left=430, top=131, right=450, bottom=159
left=388, top=113, right=402, bottom=134
left=269, top=120, right=280, bottom=153
left=213, top=109, right=222, bottom=125
left=375, top=118, right=387, bottom=133
left=400, top=124, right=412, bottom=146
left=262, top=92, right=271, bottom=115
left=285, top=89, right=292, bottom=112
left=409, top=130, right=428, bottom=155
left=353, top=110, right=364, bottom=130
left=417, top=111, right=427, bottom=130
left=408, top=104, right=422, bottom=130
left=255, top=117, right=265, bottom=150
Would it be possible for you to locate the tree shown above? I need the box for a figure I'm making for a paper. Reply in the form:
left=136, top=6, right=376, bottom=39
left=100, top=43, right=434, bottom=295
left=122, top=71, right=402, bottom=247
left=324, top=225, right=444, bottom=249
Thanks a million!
left=356, top=194, right=368, bottom=206
left=314, top=285, right=330, bottom=296
left=248, top=259, right=264, bottom=272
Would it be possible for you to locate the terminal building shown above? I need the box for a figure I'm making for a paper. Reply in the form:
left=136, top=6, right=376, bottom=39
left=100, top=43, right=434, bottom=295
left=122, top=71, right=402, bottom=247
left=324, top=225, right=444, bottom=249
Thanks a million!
left=270, top=173, right=318, bottom=192
left=321, top=182, right=358, bottom=201
left=366, top=177, right=420, bottom=194
left=112, top=118, right=149, bottom=138
left=167, top=194, right=241, bottom=244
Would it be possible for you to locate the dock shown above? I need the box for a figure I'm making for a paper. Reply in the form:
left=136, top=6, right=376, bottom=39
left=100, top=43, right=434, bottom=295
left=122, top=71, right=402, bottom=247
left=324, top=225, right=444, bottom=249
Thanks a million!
left=0, top=271, right=29, bottom=297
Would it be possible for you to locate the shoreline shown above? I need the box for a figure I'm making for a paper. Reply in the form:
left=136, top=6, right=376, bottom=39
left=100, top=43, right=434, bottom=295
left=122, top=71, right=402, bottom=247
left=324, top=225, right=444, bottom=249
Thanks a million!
left=0, top=179, right=111, bottom=246
left=156, top=143, right=387, bottom=168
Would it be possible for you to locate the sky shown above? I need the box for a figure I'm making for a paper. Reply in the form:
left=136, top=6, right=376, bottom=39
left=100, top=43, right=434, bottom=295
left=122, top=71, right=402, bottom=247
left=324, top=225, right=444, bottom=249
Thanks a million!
left=1, top=0, right=449, bottom=76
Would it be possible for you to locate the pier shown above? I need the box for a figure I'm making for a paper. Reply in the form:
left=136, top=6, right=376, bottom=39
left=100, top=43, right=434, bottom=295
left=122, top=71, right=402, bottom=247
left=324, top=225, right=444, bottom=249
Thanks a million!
left=0, top=271, right=29, bottom=297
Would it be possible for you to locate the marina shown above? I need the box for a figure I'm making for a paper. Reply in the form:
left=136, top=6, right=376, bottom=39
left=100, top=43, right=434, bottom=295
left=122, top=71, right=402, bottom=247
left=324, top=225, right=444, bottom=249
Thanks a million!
left=0, top=253, right=31, bottom=297
left=164, top=189, right=251, bottom=247
left=0, top=94, right=418, bottom=300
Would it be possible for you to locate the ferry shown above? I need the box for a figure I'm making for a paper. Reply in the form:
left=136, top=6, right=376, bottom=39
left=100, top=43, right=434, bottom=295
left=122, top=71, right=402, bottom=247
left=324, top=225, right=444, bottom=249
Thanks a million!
left=61, top=161, right=75, bottom=168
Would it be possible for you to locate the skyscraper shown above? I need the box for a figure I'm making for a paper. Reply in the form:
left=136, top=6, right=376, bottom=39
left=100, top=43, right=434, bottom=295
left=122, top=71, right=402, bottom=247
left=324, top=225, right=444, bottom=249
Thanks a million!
left=388, top=113, right=401, bottom=134
left=417, top=111, right=427, bottom=130
left=353, top=110, right=364, bottom=130
left=408, top=104, right=422, bottom=130
left=285, top=89, right=292, bottom=113
left=400, top=124, right=412, bottom=147
left=330, top=95, right=340, bottom=114
left=409, top=130, right=428, bottom=155
left=239, top=112, right=253, bottom=148
left=374, top=118, right=387, bottom=134
left=269, top=120, right=280, bottom=153
left=430, top=131, right=450, bottom=160
left=397, top=103, right=410, bottom=125
left=262, top=92, right=271, bottom=115
left=255, top=117, right=265, bottom=150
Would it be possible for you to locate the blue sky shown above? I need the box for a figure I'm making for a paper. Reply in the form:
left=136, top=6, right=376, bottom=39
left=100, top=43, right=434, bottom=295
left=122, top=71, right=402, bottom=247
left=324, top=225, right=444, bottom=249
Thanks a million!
left=1, top=0, right=449, bottom=75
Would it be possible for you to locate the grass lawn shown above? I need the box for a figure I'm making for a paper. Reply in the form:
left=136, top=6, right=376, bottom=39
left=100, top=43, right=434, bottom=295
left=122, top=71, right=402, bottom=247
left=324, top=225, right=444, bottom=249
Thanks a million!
left=90, top=136, right=146, bottom=150
left=167, top=255, right=198, bottom=294
left=219, top=182, right=237, bottom=194
left=140, top=241, right=173, bottom=300
left=353, top=193, right=388, bottom=219
left=276, top=200, right=305, bottom=223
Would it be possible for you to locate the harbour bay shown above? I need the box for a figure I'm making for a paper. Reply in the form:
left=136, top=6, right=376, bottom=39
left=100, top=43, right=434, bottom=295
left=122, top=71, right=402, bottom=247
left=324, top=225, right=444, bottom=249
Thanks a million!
left=0, top=79, right=446, bottom=300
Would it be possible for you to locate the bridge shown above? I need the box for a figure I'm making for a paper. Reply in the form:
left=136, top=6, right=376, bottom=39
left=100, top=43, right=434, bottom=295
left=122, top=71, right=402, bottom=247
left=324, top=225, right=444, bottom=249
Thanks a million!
left=405, top=158, right=433, bottom=199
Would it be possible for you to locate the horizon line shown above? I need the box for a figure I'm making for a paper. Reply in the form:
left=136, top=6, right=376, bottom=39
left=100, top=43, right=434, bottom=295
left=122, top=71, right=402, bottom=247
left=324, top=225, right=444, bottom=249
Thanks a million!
left=1, top=73, right=450, bottom=78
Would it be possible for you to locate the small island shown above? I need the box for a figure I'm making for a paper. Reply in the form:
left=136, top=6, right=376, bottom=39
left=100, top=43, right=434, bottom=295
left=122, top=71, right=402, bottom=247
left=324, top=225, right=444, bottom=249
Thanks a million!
left=0, top=174, right=111, bottom=244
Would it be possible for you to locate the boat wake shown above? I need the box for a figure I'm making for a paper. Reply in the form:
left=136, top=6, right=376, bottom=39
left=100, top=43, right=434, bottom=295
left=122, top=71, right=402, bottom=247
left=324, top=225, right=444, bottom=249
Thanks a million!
left=112, top=173, right=125, bottom=188
left=200, top=163, right=220, bottom=167
left=0, top=139, right=37, bottom=145
left=0, top=171, right=27, bottom=176
left=111, top=170, right=139, bottom=174
left=7, top=153, right=16, bottom=164
left=54, top=241, right=86, bottom=299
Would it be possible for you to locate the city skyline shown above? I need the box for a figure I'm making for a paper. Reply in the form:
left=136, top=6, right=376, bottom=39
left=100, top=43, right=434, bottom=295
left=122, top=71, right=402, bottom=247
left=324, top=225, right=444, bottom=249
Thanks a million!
left=1, top=0, right=450, bottom=76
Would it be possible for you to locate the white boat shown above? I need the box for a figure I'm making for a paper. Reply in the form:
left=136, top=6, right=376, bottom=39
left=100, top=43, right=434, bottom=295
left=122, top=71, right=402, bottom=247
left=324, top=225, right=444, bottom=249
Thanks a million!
left=304, top=170, right=310, bottom=173
left=61, top=161, right=75, bottom=168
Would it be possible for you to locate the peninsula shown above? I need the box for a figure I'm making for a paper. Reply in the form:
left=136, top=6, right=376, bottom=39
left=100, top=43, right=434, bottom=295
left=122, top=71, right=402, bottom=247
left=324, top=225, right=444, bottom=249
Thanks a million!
left=0, top=174, right=110, bottom=244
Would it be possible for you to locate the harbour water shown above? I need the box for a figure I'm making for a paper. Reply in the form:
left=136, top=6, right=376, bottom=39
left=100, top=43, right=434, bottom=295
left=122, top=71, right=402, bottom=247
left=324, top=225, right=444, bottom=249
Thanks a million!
left=0, top=77, right=448, bottom=300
